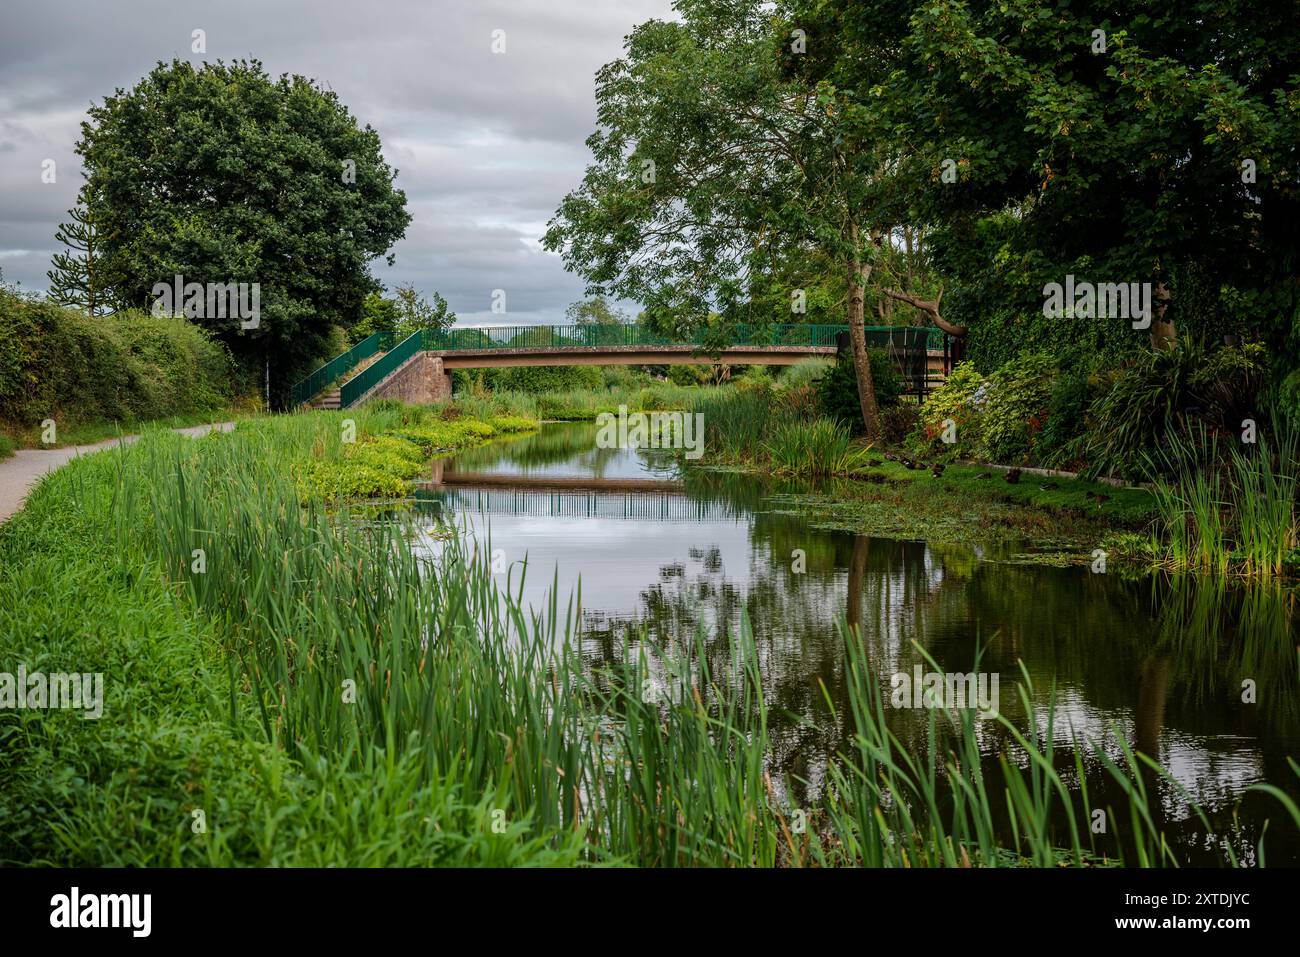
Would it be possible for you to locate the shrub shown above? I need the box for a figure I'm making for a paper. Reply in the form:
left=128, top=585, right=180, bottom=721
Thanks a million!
left=667, top=364, right=713, bottom=386
left=816, top=351, right=902, bottom=431
left=880, top=404, right=920, bottom=444
left=917, top=361, right=987, bottom=454
left=1083, top=342, right=1270, bottom=479
left=1273, top=368, right=1300, bottom=424
left=977, top=351, right=1057, bottom=464
left=1036, top=369, right=1094, bottom=467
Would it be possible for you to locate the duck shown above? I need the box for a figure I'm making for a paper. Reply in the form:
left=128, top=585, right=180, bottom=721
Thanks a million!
left=1004, top=468, right=1022, bottom=485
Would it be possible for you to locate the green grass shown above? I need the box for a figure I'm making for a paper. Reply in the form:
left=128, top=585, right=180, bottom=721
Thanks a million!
left=2, top=408, right=240, bottom=450
left=1, top=413, right=1287, bottom=866
left=857, top=459, right=1157, bottom=526
left=0, top=432, right=14, bottom=460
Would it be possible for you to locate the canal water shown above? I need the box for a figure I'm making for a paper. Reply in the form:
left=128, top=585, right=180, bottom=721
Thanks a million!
left=415, top=422, right=1300, bottom=865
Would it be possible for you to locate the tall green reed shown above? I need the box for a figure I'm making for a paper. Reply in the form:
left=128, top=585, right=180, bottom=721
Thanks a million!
left=83, top=415, right=1271, bottom=866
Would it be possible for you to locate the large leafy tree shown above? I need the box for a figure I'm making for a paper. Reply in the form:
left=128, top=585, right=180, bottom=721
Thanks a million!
left=544, top=0, right=936, bottom=439
left=77, top=59, right=411, bottom=404
left=794, top=0, right=1300, bottom=369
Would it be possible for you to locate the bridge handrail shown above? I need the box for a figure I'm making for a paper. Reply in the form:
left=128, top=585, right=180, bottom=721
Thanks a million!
left=296, top=323, right=948, bottom=408
left=340, top=331, right=423, bottom=409
left=289, top=330, right=394, bottom=407
left=421, top=322, right=945, bottom=352
left=423, top=322, right=846, bottom=351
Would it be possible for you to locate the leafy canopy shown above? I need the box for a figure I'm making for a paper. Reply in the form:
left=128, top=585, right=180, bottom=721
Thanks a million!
left=76, top=58, right=411, bottom=403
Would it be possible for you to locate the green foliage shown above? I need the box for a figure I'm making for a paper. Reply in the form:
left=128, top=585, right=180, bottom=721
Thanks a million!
left=0, top=433, right=13, bottom=460
left=1084, top=343, right=1271, bottom=479
left=1275, top=368, right=1300, bottom=423
left=483, top=364, right=602, bottom=393
left=1148, top=417, right=1299, bottom=579
left=351, top=291, right=401, bottom=342
left=391, top=284, right=456, bottom=337
left=75, top=58, right=411, bottom=403
left=817, top=351, right=901, bottom=430
left=0, top=408, right=1265, bottom=866
left=565, top=296, right=629, bottom=326
left=1037, top=370, right=1094, bottom=468
left=797, top=0, right=1300, bottom=368
left=978, top=352, right=1057, bottom=465
left=0, top=289, right=232, bottom=428
left=667, top=364, right=713, bottom=386
left=487, top=416, right=540, bottom=434
left=46, top=188, right=122, bottom=317
left=918, top=362, right=987, bottom=455
left=765, top=418, right=868, bottom=475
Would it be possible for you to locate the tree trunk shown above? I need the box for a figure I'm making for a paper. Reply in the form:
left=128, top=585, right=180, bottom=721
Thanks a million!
left=1149, top=280, right=1176, bottom=350
left=847, top=256, right=881, bottom=440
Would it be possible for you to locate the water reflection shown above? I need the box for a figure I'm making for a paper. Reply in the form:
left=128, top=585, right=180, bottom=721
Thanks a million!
left=411, top=423, right=1300, bottom=864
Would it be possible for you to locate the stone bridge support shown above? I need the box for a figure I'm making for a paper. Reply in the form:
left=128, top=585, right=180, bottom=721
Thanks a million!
left=365, top=353, right=452, bottom=405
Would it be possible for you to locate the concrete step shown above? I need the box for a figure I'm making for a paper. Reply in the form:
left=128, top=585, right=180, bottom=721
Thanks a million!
left=311, top=390, right=342, bottom=410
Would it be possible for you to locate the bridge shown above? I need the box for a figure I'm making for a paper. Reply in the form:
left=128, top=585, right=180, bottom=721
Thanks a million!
left=290, top=323, right=950, bottom=409
left=413, top=485, right=746, bottom=524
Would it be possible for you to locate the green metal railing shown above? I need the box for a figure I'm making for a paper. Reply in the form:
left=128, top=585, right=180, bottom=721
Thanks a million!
left=340, top=331, right=423, bottom=409
left=422, top=322, right=859, bottom=351
left=302, top=322, right=948, bottom=410
left=289, top=331, right=394, bottom=407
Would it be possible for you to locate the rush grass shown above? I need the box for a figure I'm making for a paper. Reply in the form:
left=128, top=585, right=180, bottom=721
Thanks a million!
left=0, top=417, right=1287, bottom=866
left=1147, top=416, right=1299, bottom=579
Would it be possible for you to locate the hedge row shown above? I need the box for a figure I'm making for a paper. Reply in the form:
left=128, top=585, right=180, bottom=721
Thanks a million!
left=0, top=290, right=233, bottom=427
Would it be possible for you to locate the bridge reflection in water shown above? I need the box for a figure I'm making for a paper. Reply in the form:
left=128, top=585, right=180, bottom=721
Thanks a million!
left=414, top=478, right=744, bottom=524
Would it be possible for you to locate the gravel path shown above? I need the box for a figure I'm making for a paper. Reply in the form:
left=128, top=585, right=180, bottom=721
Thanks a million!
left=0, top=421, right=235, bottom=523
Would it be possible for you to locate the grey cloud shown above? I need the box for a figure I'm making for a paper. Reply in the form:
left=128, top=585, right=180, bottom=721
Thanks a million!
left=0, top=0, right=676, bottom=322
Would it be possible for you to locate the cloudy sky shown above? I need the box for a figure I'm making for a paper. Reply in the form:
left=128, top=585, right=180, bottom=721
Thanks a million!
left=0, top=0, right=677, bottom=324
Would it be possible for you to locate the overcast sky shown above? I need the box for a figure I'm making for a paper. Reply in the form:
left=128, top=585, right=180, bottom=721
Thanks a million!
left=0, top=0, right=676, bottom=325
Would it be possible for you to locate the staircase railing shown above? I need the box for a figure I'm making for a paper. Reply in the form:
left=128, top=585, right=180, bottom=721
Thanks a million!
left=340, top=331, right=423, bottom=409
left=289, top=331, right=394, bottom=407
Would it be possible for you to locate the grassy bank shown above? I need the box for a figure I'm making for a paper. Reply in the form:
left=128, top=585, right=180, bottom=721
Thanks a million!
left=1, top=408, right=243, bottom=451
left=277, top=400, right=538, bottom=503
left=2, top=409, right=1293, bottom=866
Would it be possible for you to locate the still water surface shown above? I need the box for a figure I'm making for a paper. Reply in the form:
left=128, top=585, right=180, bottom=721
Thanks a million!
left=415, top=423, right=1300, bottom=865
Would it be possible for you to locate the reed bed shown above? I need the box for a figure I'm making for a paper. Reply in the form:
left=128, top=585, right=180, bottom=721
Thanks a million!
left=1148, top=415, right=1299, bottom=579
left=0, top=414, right=1288, bottom=865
